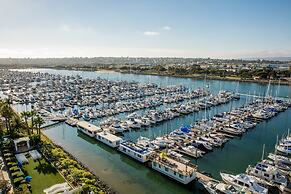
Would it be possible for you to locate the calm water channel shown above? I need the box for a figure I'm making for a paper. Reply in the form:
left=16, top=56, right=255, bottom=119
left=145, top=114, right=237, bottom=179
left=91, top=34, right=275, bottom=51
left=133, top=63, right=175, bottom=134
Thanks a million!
left=16, top=68, right=291, bottom=194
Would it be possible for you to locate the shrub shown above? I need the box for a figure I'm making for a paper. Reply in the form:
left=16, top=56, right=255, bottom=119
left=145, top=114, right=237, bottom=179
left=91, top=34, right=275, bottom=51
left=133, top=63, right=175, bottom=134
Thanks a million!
left=18, top=183, right=28, bottom=191
left=5, top=157, right=16, bottom=162
left=13, top=177, right=24, bottom=186
left=4, top=153, right=13, bottom=157
left=82, top=184, right=104, bottom=194
left=7, top=161, right=17, bottom=166
left=12, top=171, right=24, bottom=178
left=9, top=166, right=19, bottom=171
left=30, top=134, right=41, bottom=146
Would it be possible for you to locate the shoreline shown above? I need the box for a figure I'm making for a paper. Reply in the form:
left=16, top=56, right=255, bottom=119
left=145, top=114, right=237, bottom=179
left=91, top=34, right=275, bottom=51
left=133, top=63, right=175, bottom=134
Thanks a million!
left=6, top=66, right=290, bottom=86
left=116, top=70, right=291, bottom=86
left=41, top=133, right=117, bottom=194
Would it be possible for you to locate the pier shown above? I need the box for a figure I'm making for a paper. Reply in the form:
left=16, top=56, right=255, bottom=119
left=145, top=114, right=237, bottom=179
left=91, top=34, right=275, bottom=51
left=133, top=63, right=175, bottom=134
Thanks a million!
left=237, top=92, right=290, bottom=101
left=2, top=69, right=290, bottom=194
left=196, top=172, right=215, bottom=183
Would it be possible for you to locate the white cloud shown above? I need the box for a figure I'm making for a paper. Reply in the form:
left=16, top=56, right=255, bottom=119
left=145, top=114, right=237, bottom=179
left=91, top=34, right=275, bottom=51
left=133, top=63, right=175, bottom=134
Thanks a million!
left=162, top=26, right=171, bottom=30
left=143, top=31, right=160, bottom=36
left=60, top=24, right=71, bottom=32
left=59, top=24, right=94, bottom=33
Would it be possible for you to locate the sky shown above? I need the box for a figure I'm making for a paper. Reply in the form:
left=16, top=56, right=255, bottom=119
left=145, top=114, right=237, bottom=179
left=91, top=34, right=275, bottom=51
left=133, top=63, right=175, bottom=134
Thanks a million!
left=0, top=0, right=291, bottom=58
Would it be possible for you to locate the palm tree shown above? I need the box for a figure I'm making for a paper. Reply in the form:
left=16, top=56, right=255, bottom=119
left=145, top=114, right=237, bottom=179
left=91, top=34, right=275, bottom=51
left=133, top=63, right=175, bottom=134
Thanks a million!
left=0, top=100, right=14, bottom=136
left=34, top=115, right=45, bottom=136
left=20, top=111, right=30, bottom=135
left=12, top=116, right=22, bottom=133
left=29, top=109, right=37, bottom=129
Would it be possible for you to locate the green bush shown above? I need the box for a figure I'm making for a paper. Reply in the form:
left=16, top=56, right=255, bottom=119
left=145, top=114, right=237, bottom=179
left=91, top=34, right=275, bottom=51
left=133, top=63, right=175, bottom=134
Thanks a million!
left=30, top=134, right=40, bottom=146
left=9, top=166, right=19, bottom=172
left=13, top=177, right=24, bottom=186
left=18, top=183, right=28, bottom=191
left=15, top=183, right=30, bottom=194
left=5, top=157, right=16, bottom=162
left=4, top=153, right=13, bottom=157
left=7, top=161, right=17, bottom=167
left=12, top=171, right=24, bottom=178
left=82, top=184, right=104, bottom=194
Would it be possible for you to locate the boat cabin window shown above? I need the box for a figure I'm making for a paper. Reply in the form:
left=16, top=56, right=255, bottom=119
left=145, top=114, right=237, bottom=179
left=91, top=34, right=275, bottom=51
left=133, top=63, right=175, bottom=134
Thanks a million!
left=179, top=174, right=183, bottom=179
left=165, top=167, right=169, bottom=172
left=237, top=181, right=244, bottom=186
left=264, top=173, right=269, bottom=178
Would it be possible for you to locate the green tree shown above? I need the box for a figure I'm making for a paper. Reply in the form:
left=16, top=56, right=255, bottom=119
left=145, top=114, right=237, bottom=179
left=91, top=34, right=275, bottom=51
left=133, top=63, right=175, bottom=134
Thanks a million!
left=0, top=99, right=14, bottom=136
left=29, top=110, right=37, bottom=129
left=20, top=111, right=31, bottom=135
left=34, top=115, right=45, bottom=136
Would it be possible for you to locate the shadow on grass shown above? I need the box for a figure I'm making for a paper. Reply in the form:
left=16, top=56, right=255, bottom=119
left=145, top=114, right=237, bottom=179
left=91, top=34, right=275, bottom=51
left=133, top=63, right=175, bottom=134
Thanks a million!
left=33, top=160, right=58, bottom=175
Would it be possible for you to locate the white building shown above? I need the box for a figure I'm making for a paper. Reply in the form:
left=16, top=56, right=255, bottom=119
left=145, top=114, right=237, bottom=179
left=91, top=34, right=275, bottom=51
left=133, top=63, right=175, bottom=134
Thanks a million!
left=96, top=131, right=123, bottom=148
left=77, top=121, right=101, bottom=137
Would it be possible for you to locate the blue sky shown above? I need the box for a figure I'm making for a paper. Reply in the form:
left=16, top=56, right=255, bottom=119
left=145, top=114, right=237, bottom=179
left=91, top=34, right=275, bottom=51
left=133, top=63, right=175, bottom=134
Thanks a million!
left=0, top=0, right=290, bottom=58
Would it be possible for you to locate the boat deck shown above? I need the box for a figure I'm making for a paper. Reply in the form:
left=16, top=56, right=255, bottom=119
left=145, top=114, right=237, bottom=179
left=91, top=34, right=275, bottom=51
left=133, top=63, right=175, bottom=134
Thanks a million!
left=151, top=155, right=197, bottom=176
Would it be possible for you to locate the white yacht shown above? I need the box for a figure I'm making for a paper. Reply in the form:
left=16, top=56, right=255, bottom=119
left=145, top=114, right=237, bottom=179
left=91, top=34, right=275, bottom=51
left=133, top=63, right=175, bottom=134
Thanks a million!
left=268, top=153, right=291, bottom=165
left=181, top=145, right=204, bottom=158
left=246, top=162, right=287, bottom=188
left=220, top=173, right=268, bottom=194
left=276, top=138, right=291, bottom=155
left=200, top=179, right=245, bottom=194
left=126, top=118, right=141, bottom=129
left=109, top=120, right=124, bottom=133
left=252, top=110, right=271, bottom=120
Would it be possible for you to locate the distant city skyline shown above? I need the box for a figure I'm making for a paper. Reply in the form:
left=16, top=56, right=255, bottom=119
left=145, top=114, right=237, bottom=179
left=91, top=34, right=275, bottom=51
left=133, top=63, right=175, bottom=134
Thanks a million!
left=0, top=0, right=291, bottom=58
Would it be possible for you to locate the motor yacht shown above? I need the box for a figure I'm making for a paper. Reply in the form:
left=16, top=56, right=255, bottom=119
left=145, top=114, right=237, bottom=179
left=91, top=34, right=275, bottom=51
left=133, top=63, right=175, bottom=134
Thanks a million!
left=220, top=173, right=268, bottom=194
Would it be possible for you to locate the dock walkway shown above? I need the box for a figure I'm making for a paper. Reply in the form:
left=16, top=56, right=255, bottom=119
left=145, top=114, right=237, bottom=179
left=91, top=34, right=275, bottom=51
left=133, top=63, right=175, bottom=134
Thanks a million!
left=196, top=171, right=215, bottom=182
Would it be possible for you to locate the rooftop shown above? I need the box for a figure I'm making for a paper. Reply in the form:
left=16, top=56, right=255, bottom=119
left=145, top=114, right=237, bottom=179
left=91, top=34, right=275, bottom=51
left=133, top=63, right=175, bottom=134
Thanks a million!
left=97, top=131, right=123, bottom=142
left=77, top=121, right=101, bottom=132
left=153, top=155, right=197, bottom=176
left=120, top=141, right=152, bottom=154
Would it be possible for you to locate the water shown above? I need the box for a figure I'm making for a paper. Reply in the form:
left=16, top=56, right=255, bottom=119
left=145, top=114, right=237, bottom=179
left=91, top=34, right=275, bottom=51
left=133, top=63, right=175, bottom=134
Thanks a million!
left=14, top=68, right=291, bottom=194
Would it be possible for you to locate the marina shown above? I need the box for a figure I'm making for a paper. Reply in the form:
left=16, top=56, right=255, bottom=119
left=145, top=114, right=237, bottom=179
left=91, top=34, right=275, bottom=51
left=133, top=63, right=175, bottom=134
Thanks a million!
left=1, top=1, right=290, bottom=193
left=1, top=68, right=290, bottom=194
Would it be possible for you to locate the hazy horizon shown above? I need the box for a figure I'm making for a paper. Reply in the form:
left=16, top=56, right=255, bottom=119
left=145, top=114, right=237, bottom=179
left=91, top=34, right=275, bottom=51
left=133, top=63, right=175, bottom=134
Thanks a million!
left=1, top=0, right=291, bottom=58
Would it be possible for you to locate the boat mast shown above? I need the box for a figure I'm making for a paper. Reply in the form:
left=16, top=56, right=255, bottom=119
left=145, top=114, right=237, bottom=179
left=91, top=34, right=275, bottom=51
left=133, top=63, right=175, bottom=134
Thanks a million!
left=261, top=144, right=265, bottom=161
left=204, top=98, right=207, bottom=121
left=235, top=81, right=239, bottom=94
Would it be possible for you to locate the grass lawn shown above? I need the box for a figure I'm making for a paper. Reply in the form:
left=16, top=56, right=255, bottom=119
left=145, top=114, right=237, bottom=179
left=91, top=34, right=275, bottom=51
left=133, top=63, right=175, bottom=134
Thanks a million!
left=22, top=157, right=65, bottom=194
